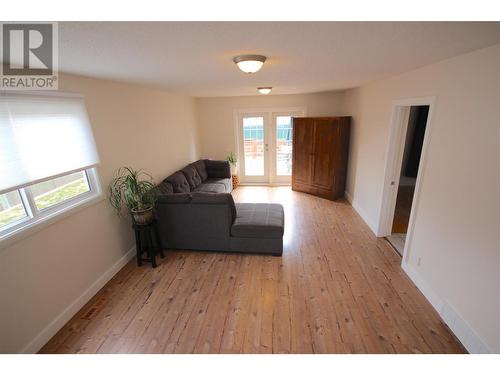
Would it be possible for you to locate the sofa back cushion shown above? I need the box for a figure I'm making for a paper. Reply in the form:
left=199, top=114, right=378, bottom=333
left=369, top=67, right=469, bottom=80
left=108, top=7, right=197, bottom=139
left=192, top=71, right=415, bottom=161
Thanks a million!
left=157, top=180, right=174, bottom=195
left=191, top=192, right=236, bottom=222
left=181, top=165, right=202, bottom=189
left=205, top=159, right=231, bottom=179
left=165, top=171, right=190, bottom=193
left=191, top=160, right=208, bottom=181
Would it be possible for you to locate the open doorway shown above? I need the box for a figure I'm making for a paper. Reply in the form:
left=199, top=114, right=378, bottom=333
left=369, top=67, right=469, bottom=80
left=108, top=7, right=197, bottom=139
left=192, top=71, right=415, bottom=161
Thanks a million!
left=386, top=105, right=429, bottom=255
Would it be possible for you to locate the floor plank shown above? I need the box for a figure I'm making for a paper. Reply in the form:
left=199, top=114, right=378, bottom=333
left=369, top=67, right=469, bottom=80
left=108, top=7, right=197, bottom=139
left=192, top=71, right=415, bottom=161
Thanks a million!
left=39, top=186, right=466, bottom=354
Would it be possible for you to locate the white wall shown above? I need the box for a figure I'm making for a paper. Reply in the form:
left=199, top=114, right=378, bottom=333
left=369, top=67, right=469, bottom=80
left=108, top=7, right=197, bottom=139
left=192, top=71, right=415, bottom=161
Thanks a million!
left=344, top=44, right=500, bottom=353
left=0, top=73, right=200, bottom=353
left=196, top=91, right=346, bottom=160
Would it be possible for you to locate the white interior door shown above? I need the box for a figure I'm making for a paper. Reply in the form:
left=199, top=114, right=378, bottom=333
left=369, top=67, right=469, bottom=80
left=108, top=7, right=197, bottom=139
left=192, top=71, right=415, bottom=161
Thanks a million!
left=237, top=109, right=305, bottom=184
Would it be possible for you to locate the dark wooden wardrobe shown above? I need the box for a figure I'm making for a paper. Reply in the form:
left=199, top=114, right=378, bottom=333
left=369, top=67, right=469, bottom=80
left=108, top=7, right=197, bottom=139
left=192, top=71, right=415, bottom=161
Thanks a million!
left=291, top=117, right=351, bottom=200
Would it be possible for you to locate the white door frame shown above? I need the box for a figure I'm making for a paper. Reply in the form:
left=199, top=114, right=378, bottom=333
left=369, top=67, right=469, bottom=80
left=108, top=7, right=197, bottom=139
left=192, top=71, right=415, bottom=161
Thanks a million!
left=377, top=96, right=436, bottom=264
left=233, top=107, right=306, bottom=185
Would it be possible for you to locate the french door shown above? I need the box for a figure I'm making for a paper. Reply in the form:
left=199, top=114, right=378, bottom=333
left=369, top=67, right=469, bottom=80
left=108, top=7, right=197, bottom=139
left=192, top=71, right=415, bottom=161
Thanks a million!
left=236, top=109, right=305, bottom=184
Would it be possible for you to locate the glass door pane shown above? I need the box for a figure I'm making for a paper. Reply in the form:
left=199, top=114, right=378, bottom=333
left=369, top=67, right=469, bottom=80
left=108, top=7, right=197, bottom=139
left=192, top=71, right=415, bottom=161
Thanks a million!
left=276, top=116, right=293, bottom=176
left=242, top=116, right=265, bottom=176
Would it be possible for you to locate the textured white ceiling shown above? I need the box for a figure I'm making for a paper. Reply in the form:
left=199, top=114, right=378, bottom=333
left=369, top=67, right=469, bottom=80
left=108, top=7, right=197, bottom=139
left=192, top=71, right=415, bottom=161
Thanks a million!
left=57, top=22, right=500, bottom=97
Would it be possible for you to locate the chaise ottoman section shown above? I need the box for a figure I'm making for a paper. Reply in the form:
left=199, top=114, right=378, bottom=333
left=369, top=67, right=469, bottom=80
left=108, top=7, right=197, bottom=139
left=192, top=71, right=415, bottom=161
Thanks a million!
left=230, top=203, right=284, bottom=255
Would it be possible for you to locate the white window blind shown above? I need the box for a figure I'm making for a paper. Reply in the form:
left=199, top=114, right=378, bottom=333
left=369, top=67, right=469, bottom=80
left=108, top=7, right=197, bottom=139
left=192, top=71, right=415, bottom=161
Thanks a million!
left=0, top=93, right=100, bottom=194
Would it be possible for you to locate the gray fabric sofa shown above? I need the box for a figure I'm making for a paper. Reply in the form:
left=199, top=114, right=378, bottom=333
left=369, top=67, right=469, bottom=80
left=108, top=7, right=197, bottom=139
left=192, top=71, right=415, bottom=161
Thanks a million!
left=157, top=159, right=233, bottom=195
left=155, top=159, right=284, bottom=255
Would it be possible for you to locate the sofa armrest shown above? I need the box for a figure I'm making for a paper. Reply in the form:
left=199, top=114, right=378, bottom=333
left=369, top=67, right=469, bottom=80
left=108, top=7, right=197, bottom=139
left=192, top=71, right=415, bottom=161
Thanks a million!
left=205, top=159, right=231, bottom=179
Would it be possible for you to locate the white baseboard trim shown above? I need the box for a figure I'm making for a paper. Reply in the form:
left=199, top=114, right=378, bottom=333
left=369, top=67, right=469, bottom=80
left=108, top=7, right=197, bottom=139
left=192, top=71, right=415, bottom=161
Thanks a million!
left=402, top=262, right=492, bottom=354
left=344, top=191, right=378, bottom=236
left=346, top=189, right=492, bottom=353
left=344, top=190, right=353, bottom=203
left=21, top=245, right=136, bottom=354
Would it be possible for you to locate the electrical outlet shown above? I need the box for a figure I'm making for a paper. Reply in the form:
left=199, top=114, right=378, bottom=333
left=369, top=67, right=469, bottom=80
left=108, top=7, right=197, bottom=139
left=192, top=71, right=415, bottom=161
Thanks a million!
left=417, top=257, right=422, bottom=267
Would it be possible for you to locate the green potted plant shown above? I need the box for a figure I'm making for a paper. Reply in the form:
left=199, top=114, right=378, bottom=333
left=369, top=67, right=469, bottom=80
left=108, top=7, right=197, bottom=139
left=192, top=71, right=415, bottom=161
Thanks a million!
left=226, top=152, right=238, bottom=175
left=226, top=152, right=239, bottom=189
left=109, top=167, right=158, bottom=225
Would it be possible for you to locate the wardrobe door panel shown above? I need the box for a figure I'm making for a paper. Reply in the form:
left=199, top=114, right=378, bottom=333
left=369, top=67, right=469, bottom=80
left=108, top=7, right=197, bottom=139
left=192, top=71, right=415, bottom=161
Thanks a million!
left=331, top=118, right=351, bottom=199
left=292, top=118, right=314, bottom=188
left=311, top=119, right=335, bottom=190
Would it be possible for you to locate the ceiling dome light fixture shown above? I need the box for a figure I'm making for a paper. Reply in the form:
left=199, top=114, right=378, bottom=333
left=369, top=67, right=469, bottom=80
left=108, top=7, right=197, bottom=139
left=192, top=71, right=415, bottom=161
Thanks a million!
left=258, top=87, right=272, bottom=95
left=233, top=54, right=267, bottom=73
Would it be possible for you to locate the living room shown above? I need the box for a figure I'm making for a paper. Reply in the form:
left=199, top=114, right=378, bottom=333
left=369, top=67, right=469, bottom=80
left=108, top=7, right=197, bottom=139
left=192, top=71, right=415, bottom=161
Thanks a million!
left=1, top=2, right=499, bottom=373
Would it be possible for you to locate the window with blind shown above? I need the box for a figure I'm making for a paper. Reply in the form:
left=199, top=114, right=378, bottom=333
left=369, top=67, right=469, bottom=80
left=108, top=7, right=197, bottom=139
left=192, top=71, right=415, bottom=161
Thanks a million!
left=0, top=93, right=102, bottom=243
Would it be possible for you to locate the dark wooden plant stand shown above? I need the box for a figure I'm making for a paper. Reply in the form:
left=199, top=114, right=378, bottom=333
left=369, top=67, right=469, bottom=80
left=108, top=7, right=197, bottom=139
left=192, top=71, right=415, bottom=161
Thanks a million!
left=133, top=219, right=164, bottom=268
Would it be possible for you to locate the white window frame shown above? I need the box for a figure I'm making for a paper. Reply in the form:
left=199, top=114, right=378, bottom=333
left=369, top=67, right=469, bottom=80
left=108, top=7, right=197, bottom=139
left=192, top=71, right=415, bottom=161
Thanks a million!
left=0, top=167, right=102, bottom=248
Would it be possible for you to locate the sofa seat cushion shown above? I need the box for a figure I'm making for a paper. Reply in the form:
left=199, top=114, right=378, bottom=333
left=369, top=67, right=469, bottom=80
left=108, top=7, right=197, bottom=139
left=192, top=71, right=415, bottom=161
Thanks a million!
left=205, top=178, right=232, bottom=192
left=191, top=160, right=208, bottom=181
left=181, top=165, right=202, bottom=189
left=193, top=183, right=226, bottom=194
left=165, top=171, right=191, bottom=193
left=231, top=203, right=284, bottom=239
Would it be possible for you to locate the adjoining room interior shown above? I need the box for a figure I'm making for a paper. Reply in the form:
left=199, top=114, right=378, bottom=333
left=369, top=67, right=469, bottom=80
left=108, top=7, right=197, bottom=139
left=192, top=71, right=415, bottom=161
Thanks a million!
left=0, top=20, right=499, bottom=360
left=386, top=105, right=429, bottom=256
